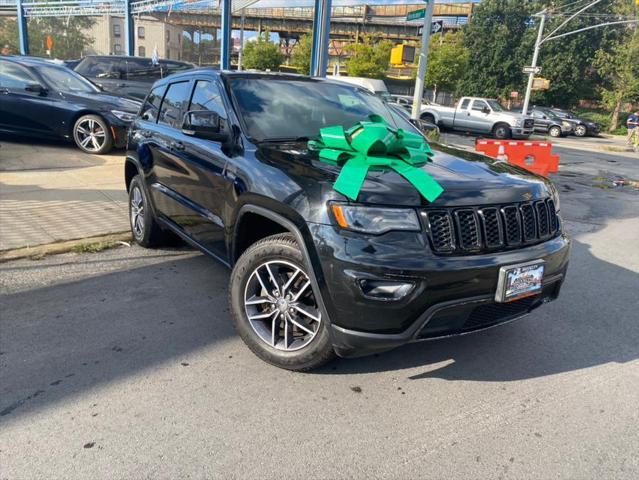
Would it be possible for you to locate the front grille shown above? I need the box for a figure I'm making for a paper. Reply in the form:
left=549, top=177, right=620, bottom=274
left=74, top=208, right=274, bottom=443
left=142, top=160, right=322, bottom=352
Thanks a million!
left=465, top=296, right=537, bottom=330
left=424, top=199, right=560, bottom=255
left=523, top=119, right=534, bottom=128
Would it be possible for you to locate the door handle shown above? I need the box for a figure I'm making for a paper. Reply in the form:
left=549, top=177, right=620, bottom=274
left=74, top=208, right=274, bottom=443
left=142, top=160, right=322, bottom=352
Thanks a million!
left=170, top=141, right=185, bottom=151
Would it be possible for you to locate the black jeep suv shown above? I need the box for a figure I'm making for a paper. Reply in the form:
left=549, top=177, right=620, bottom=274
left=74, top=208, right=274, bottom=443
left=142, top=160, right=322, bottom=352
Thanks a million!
left=125, top=70, right=570, bottom=371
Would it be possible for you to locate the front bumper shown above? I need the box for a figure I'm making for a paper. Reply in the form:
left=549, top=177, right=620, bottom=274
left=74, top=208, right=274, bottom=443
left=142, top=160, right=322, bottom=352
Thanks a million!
left=308, top=224, right=570, bottom=357
left=512, top=127, right=534, bottom=139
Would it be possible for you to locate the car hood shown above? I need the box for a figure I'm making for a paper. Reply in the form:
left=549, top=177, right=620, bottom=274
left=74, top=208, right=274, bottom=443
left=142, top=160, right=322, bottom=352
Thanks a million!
left=256, top=142, right=553, bottom=208
left=61, top=91, right=142, bottom=112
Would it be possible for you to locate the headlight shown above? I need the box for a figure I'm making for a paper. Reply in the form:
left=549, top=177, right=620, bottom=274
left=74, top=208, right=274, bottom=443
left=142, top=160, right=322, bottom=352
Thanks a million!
left=111, top=110, right=136, bottom=122
left=515, top=118, right=524, bottom=126
left=330, top=203, right=421, bottom=235
left=549, top=182, right=560, bottom=212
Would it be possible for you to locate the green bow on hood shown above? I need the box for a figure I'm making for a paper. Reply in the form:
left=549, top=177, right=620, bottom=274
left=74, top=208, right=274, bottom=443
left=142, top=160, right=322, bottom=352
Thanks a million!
left=308, top=114, right=444, bottom=202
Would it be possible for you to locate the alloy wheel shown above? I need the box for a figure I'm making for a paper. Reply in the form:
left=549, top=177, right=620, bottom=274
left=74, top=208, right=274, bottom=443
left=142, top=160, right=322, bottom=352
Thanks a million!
left=76, top=118, right=106, bottom=152
left=575, top=125, right=587, bottom=137
left=130, top=186, right=145, bottom=239
left=243, top=260, right=321, bottom=351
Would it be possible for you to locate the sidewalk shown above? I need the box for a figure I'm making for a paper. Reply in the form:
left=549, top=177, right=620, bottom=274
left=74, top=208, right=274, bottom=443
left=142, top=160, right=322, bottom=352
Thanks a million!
left=0, top=138, right=129, bottom=251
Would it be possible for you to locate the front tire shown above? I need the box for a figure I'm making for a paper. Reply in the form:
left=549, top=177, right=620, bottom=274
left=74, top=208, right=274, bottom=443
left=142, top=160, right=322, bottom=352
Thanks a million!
left=229, top=233, right=335, bottom=371
left=574, top=124, right=587, bottom=137
left=549, top=126, right=562, bottom=138
left=73, top=114, right=113, bottom=154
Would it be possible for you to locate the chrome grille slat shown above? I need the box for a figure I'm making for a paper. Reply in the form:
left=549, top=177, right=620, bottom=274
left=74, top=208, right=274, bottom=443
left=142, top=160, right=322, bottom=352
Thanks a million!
left=425, top=199, right=560, bottom=255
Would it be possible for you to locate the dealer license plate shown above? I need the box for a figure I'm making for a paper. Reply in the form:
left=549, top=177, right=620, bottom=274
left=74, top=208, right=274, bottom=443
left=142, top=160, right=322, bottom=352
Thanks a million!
left=495, top=261, right=545, bottom=303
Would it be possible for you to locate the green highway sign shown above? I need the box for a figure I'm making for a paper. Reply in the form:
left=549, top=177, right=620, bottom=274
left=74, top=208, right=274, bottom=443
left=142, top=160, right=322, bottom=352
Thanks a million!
left=406, top=9, right=425, bottom=21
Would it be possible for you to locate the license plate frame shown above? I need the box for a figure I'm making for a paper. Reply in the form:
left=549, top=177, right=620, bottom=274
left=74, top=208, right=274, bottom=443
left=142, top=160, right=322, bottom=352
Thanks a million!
left=495, top=260, right=545, bottom=303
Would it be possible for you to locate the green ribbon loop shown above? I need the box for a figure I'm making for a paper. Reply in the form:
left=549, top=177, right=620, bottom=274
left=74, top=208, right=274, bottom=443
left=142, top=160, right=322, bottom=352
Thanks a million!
left=308, top=115, right=444, bottom=203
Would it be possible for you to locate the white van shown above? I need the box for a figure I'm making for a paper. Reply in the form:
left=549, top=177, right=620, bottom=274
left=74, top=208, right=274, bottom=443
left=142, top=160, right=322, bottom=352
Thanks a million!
left=327, top=76, right=391, bottom=101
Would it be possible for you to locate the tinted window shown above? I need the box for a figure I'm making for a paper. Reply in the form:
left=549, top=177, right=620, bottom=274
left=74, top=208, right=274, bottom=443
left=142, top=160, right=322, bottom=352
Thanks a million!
left=160, top=60, right=192, bottom=77
left=158, top=81, right=190, bottom=128
left=460, top=99, right=470, bottom=110
left=472, top=100, right=489, bottom=111
left=141, top=85, right=166, bottom=122
left=188, top=80, right=225, bottom=117
left=0, top=60, right=37, bottom=89
left=125, top=58, right=160, bottom=82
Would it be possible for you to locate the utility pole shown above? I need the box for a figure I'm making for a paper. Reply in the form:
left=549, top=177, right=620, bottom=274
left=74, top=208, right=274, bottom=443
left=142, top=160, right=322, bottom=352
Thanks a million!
left=522, top=11, right=546, bottom=115
left=238, top=8, right=245, bottom=71
left=411, top=0, right=434, bottom=120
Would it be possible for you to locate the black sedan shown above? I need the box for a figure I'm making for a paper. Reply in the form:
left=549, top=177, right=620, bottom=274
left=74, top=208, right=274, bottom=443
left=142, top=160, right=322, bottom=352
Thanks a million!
left=549, top=108, right=600, bottom=137
left=0, top=56, right=140, bottom=154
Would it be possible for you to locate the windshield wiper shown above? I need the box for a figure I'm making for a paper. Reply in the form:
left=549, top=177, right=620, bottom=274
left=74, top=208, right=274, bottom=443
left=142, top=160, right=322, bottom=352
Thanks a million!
left=258, top=136, right=314, bottom=143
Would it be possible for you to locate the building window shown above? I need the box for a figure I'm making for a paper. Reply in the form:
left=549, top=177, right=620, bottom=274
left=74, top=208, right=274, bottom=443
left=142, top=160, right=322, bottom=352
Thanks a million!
left=166, top=30, right=170, bottom=42
left=138, top=26, right=145, bottom=39
left=138, top=46, right=146, bottom=57
left=113, top=24, right=121, bottom=38
left=114, top=44, right=122, bottom=54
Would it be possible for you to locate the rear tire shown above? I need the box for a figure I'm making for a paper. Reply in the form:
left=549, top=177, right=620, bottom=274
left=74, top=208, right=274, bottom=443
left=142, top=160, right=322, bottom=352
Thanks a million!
left=549, top=126, right=562, bottom=138
left=492, top=123, right=511, bottom=140
left=229, top=233, right=336, bottom=371
left=128, top=175, right=170, bottom=248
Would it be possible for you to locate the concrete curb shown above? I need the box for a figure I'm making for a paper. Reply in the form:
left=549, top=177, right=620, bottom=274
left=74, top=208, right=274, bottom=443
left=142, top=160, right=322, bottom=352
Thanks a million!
left=0, top=232, right=133, bottom=263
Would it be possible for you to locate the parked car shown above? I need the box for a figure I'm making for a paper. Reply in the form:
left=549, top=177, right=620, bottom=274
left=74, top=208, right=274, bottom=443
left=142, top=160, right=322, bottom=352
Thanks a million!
left=0, top=56, right=141, bottom=154
left=74, top=55, right=194, bottom=100
left=549, top=108, right=600, bottom=137
left=388, top=94, right=433, bottom=113
left=513, top=106, right=573, bottom=138
left=125, top=70, right=569, bottom=371
left=421, top=97, right=534, bottom=139
left=327, top=75, right=391, bottom=100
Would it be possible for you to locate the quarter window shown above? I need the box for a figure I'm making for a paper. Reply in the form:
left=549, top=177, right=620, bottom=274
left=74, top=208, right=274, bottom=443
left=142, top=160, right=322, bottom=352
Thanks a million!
left=188, top=80, right=225, bottom=118
left=158, top=81, right=191, bottom=128
left=141, top=85, right=166, bottom=122
left=0, top=60, right=37, bottom=89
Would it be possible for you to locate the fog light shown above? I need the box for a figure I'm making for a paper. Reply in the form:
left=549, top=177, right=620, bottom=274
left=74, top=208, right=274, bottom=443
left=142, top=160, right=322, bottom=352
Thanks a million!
left=359, top=279, right=414, bottom=301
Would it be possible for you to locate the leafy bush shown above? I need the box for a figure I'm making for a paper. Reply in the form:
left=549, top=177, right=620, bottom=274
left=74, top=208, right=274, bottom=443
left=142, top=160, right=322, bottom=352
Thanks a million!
left=243, top=31, right=284, bottom=72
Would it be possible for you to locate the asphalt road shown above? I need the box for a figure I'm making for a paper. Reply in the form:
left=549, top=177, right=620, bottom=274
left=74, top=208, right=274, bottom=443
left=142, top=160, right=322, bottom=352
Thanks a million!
left=1, top=141, right=638, bottom=479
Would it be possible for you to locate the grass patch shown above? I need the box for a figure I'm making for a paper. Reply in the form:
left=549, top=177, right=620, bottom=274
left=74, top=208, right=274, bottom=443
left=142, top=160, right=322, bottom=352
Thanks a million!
left=72, top=240, right=121, bottom=254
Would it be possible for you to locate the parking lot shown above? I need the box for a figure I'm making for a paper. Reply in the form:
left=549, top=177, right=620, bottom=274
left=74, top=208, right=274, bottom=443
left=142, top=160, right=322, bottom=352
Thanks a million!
left=1, top=133, right=638, bottom=478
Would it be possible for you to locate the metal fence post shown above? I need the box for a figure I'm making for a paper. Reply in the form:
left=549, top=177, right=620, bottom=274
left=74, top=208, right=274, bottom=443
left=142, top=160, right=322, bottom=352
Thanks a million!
left=310, top=0, right=331, bottom=77
left=125, top=0, right=135, bottom=56
left=220, top=0, right=232, bottom=69
left=16, top=0, right=29, bottom=55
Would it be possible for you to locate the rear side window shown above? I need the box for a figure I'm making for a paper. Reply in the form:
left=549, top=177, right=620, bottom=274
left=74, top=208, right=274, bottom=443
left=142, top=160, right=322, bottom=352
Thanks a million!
left=0, top=60, right=37, bottom=89
left=188, top=80, right=225, bottom=117
left=158, top=81, right=190, bottom=128
left=141, top=85, right=166, bottom=122
left=76, top=57, right=125, bottom=79
left=459, top=99, right=470, bottom=110
left=126, top=58, right=162, bottom=82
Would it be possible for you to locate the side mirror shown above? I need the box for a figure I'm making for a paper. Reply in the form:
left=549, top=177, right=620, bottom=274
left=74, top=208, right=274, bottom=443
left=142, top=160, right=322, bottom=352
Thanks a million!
left=25, top=83, right=46, bottom=95
left=182, top=110, right=228, bottom=142
left=482, top=106, right=490, bottom=114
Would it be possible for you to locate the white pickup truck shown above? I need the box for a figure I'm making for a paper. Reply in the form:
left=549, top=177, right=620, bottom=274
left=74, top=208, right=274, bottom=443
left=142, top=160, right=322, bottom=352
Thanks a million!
left=420, top=97, right=534, bottom=139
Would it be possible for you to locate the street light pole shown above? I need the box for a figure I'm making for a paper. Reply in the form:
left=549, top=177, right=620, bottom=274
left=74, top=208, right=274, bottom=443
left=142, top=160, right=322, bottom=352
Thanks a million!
left=522, top=10, right=546, bottom=115
left=411, top=0, right=435, bottom=120
left=238, top=8, right=245, bottom=71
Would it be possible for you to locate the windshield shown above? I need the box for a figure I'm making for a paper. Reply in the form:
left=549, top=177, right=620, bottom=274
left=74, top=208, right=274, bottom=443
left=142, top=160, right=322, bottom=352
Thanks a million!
left=38, top=65, right=99, bottom=93
left=229, top=78, right=397, bottom=141
left=540, top=109, right=561, bottom=120
left=486, top=100, right=505, bottom=112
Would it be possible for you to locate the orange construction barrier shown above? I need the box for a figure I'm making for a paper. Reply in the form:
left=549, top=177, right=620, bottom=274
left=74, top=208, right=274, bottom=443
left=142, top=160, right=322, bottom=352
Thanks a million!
left=475, top=139, right=560, bottom=177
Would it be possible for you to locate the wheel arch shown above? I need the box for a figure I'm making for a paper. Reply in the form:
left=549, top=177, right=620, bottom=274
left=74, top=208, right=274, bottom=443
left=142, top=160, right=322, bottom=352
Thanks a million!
left=233, top=204, right=334, bottom=329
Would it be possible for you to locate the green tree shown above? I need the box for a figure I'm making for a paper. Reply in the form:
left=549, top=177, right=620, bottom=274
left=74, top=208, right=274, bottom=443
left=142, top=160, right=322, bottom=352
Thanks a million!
left=593, top=26, right=639, bottom=131
left=423, top=32, right=469, bottom=95
left=345, top=37, right=393, bottom=79
left=0, top=17, right=95, bottom=59
left=291, top=33, right=312, bottom=75
left=243, top=31, right=284, bottom=71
